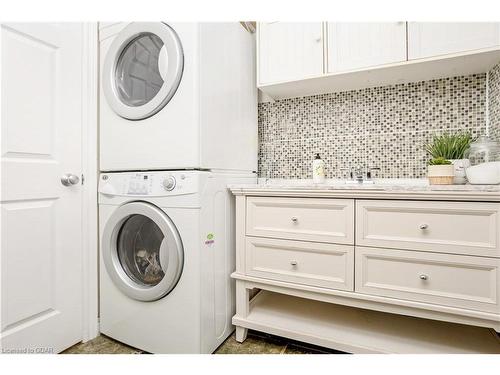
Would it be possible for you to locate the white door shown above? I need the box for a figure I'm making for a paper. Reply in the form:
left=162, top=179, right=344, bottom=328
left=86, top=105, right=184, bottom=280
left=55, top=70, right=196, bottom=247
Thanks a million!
left=1, top=23, right=84, bottom=353
left=327, top=22, right=407, bottom=73
left=408, top=22, right=500, bottom=60
left=257, top=22, right=324, bottom=85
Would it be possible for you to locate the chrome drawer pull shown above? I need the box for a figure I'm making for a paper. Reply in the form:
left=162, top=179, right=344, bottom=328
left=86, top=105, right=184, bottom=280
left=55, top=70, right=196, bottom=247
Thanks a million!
left=291, top=216, right=298, bottom=223
left=419, top=223, right=429, bottom=230
left=290, top=260, right=298, bottom=266
left=419, top=274, right=428, bottom=281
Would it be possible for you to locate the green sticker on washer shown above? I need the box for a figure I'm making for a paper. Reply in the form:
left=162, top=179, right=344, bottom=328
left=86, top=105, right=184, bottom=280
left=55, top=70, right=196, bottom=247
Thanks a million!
left=205, top=233, right=215, bottom=246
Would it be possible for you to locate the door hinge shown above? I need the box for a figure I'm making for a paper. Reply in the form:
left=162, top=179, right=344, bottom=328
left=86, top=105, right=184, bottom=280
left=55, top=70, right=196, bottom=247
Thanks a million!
left=81, top=174, right=85, bottom=185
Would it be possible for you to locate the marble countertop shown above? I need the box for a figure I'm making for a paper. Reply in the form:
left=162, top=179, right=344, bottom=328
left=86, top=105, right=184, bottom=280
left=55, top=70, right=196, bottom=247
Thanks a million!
left=229, top=179, right=500, bottom=201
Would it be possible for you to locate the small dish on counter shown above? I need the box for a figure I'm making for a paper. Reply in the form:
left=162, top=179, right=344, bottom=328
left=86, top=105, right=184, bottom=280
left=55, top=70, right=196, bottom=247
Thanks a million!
left=466, top=161, right=500, bottom=184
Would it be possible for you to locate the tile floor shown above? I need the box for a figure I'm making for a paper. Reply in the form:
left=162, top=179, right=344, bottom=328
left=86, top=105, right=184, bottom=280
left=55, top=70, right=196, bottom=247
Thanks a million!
left=62, top=330, right=346, bottom=354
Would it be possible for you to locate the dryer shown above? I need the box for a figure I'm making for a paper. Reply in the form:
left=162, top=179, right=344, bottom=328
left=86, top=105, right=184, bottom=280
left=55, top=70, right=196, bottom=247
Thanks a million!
left=99, top=170, right=256, bottom=353
left=99, top=22, right=257, bottom=172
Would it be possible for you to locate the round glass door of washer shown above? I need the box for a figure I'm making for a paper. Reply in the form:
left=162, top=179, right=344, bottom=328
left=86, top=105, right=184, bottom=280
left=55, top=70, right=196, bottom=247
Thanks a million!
left=102, top=202, right=184, bottom=301
left=117, top=214, right=165, bottom=286
left=102, top=22, right=184, bottom=120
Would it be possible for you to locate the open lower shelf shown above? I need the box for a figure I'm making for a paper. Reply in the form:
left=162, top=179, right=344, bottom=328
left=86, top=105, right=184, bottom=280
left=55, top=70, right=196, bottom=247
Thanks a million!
left=233, top=291, right=500, bottom=354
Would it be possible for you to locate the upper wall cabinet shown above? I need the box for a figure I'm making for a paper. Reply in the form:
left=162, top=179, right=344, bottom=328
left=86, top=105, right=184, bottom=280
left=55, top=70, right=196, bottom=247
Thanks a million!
left=408, top=22, right=500, bottom=60
left=257, top=22, right=324, bottom=85
left=327, top=22, right=407, bottom=73
left=257, top=22, right=500, bottom=100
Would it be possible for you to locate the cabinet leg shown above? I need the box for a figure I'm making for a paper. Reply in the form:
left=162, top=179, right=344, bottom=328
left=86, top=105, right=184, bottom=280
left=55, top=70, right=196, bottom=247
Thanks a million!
left=235, top=326, right=248, bottom=343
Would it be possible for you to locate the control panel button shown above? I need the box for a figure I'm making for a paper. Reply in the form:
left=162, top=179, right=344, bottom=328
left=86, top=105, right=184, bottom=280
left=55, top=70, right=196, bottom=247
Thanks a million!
left=163, top=176, right=176, bottom=191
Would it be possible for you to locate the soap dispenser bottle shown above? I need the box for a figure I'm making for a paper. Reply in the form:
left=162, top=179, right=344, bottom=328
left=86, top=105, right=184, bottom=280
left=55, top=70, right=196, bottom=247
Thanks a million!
left=312, top=153, right=326, bottom=184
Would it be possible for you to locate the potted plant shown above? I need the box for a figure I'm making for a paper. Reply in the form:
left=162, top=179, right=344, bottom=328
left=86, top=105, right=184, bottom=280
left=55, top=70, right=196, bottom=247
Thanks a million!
left=425, top=132, right=475, bottom=184
left=427, top=157, right=454, bottom=185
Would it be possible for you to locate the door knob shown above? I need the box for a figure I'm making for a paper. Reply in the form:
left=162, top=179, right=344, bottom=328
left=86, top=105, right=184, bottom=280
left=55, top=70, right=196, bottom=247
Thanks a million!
left=61, top=173, right=80, bottom=186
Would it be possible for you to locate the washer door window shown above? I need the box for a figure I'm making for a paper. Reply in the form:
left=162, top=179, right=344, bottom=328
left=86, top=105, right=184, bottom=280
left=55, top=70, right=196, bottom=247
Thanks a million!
left=103, top=22, right=184, bottom=120
left=117, top=214, right=165, bottom=286
left=102, top=202, right=184, bottom=301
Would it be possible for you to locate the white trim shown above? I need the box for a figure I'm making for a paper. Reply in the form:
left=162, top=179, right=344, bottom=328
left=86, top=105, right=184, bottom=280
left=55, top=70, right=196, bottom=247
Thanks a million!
left=81, top=22, right=99, bottom=342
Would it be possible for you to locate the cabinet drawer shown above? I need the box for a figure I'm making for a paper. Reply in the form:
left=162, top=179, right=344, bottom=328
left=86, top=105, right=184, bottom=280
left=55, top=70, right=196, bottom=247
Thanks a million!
left=246, top=237, right=354, bottom=290
left=246, top=196, right=354, bottom=244
left=355, top=246, right=500, bottom=313
left=356, top=200, right=500, bottom=257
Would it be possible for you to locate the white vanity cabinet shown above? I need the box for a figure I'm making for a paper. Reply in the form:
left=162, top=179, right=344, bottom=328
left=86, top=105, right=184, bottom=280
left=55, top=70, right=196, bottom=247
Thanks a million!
left=326, top=22, right=407, bottom=72
left=257, top=22, right=324, bottom=85
left=231, top=188, right=500, bottom=353
left=408, top=22, right=500, bottom=60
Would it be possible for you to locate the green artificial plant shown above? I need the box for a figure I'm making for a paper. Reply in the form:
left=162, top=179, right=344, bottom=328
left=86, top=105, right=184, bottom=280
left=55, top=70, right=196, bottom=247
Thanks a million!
left=425, top=132, right=475, bottom=160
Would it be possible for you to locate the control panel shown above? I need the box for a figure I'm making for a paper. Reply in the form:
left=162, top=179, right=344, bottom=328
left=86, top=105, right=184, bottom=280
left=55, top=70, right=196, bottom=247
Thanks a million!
left=98, top=171, right=200, bottom=197
left=128, top=173, right=155, bottom=195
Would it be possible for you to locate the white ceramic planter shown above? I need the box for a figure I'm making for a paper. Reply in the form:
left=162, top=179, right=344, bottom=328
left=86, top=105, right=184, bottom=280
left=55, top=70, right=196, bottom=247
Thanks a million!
left=428, top=164, right=454, bottom=185
left=449, top=159, right=471, bottom=184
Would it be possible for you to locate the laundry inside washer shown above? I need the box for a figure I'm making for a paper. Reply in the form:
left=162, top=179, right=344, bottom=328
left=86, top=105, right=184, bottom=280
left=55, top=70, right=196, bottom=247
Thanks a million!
left=117, top=214, right=165, bottom=286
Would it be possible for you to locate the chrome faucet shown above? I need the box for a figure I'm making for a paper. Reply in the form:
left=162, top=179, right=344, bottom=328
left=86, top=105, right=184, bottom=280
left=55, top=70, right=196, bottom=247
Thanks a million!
left=352, top=165, right=364, bottom=183
left=349, top=165, right=380, bottom=183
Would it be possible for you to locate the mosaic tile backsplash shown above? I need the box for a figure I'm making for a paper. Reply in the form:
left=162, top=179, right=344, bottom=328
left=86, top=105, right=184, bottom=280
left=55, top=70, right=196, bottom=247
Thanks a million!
left=258, top=74, right=488, bottom=179
left=489, top=62, right=500, bottom=142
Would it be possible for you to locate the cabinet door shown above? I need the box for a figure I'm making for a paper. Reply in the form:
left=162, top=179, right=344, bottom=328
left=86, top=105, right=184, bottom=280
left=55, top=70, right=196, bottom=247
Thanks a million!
left=408, top=22, right=500, bottom=60
left=327, top=22, right=407, bottom=73
left=257, top=22, right=324, bottom=85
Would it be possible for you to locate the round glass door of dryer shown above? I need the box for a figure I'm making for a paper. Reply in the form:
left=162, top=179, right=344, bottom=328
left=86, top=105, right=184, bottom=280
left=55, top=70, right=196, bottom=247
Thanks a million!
left=115, top=33, right=165, bottom=108
left=103, top=22, right=184, bottom=120
left=102, top=202, right=184, bottom=301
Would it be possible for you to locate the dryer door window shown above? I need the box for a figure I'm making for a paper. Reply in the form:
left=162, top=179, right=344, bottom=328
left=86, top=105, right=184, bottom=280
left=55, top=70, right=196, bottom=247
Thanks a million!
left=103, top=22, right=184, bottom=120
left=102, top=202, right=184, bottom=301
left=115, top=33, right=165, bottom=108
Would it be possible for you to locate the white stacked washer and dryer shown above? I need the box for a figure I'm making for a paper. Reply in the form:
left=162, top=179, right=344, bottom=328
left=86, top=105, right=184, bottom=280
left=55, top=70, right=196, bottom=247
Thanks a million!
left=98, top=22, right=257, bottom=353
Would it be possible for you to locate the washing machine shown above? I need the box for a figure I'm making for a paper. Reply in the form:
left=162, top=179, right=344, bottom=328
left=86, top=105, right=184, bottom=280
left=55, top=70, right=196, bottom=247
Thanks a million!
left=99, top=22, right=257, bottom=172
left=98, top=170, right=255, bottom=353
